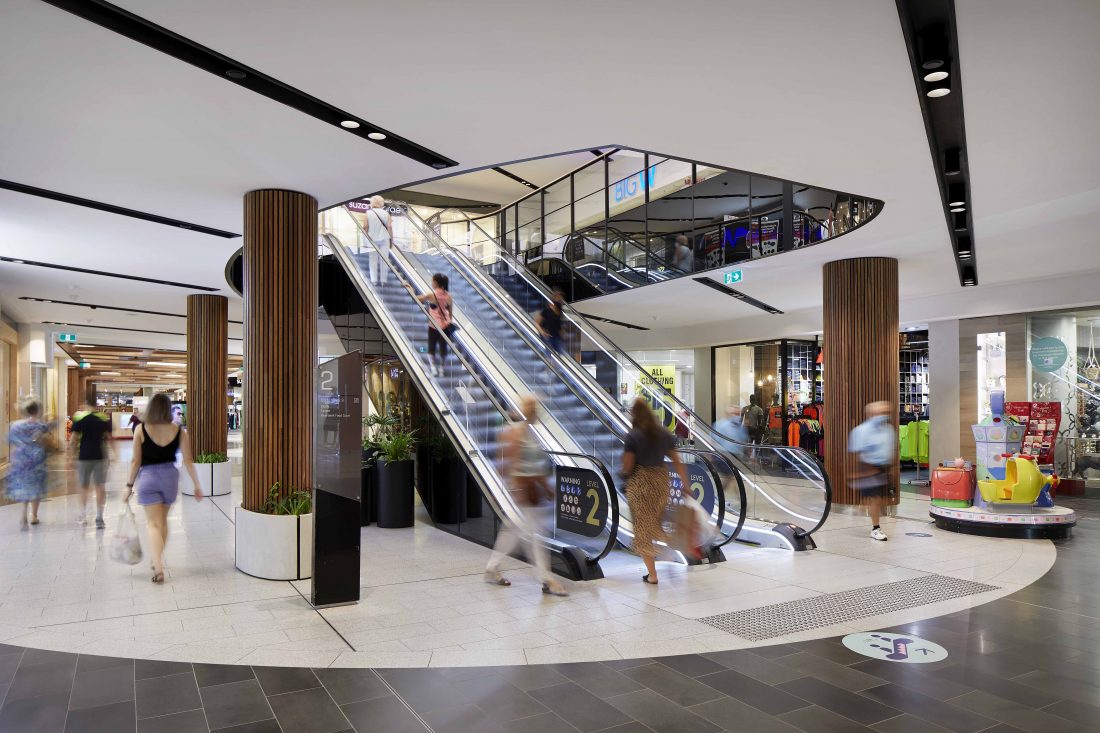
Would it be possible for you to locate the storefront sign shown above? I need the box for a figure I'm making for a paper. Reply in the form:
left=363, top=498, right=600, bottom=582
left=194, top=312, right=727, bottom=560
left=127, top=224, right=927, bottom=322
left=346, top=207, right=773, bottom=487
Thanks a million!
left=612, top=166, right=657, bottom=203
left=1029, top=337, right=1068, bottom=373
left=556, top=466, right=606, bottom=538
left=345, top=200, right=407, bottom=216
left=638, top=365, right=677, bottom=430
left=722, top=269, right=743, bottom=286
left=842, top=632, right=948, bottom=663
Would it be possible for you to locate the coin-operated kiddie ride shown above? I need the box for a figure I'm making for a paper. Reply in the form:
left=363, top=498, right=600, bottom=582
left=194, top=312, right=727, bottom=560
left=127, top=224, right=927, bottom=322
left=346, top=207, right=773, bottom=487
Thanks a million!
left=929, top=391, right=1075, bottom=538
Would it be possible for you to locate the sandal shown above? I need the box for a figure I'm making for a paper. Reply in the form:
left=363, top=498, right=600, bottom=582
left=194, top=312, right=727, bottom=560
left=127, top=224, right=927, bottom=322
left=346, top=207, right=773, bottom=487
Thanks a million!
left=152, top=571, right=165, bottom=584
left=542, top=583, right=568, bottom=597
left=484, top=572, right=511, bottom=587
left=29, top=518, right=39, bottom=526
left=642, top=574, right=659, bottom=585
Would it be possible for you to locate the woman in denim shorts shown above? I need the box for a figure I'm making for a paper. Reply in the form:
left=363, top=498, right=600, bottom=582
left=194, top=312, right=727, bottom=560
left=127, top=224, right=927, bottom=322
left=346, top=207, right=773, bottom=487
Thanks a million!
left=124, top=394, right=203, bottom=583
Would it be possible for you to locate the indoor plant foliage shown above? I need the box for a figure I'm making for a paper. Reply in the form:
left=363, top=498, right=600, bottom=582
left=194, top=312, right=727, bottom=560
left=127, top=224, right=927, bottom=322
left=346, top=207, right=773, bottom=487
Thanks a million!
left=194, top=452, right=228, bottom=464
left=260, top=482, right=312, bottom=516
left=377, top=426, right=418, bottom=528
left=187, top=451, right=231, bottom=497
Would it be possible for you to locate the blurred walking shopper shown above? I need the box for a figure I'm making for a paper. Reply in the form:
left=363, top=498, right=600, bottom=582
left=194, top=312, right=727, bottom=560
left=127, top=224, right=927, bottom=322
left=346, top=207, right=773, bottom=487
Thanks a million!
left=363, top=195, right=394, bottom=285
left=741, top=394, right=765, bottom=446
left=713, top=405, right=749, bottom=459
left=848, top=401, right=895, bottom=541
left=124, top=394, right=203, bottom=583
left=71, top=403, right=114, bottom=529
left=7, top=401, right=52, bottom=530
left=673, top=235, right=694, bottom=273
left=410, top=273, right=454, bottom=377
left=622, top=398, right=688, bottom=585
left=485, top=395, right=567, bottom=596
left=536, top=288, right=566, bottom=354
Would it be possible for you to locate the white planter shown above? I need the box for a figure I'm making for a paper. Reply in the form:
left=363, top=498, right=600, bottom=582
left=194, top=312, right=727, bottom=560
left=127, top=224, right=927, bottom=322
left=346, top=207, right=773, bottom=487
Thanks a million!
left=235, top=506, right=313, bottom=580
left=185, top=461, right=231, bottom=497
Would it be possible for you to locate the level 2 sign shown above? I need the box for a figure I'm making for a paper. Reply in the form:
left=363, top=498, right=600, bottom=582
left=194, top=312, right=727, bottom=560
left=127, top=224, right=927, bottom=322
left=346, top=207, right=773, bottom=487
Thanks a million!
left=722, top=269, right=743, bottom=286
left=842, top=632, right=948, bottom=664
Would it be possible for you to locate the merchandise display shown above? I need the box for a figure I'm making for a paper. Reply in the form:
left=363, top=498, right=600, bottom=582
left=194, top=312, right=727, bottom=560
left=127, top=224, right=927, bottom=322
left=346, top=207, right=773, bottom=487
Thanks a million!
left=930, top=390, right=1075, bottom=538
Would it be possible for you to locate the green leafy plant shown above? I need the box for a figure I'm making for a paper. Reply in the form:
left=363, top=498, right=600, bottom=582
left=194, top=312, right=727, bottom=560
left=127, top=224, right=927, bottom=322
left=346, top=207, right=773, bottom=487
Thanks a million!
left=260, top=483, right=312, bottom=516
left=380, top=429, right=416, bottom=463
left=363, top=413, right=400, bottom=449
left=194, top=452, right=228, bottom=464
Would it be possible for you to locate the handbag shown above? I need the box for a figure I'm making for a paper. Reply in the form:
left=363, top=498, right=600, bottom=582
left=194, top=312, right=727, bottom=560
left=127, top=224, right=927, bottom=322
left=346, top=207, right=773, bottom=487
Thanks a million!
left=109, top=503, right=144, bottom=565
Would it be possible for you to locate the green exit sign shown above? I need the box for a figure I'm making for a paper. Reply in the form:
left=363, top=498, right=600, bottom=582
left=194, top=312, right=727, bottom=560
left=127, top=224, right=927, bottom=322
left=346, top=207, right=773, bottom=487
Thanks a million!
left=79, top=361, right=90, bottom=369
left=723, top=270, right=743, bottom=285
left=58, top=333, right=77, bottom=343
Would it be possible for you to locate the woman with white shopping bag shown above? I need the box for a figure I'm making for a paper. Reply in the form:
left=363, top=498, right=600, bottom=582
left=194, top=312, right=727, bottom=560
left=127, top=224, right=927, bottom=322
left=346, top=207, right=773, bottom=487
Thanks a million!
left=123, top=394, right=203, bottom=583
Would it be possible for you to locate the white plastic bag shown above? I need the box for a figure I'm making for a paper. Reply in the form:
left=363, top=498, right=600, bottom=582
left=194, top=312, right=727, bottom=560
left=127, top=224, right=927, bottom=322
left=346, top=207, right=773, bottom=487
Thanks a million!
left=668, top=497, right=718, bottom=561
left=110, top=503, right=143, bottom=565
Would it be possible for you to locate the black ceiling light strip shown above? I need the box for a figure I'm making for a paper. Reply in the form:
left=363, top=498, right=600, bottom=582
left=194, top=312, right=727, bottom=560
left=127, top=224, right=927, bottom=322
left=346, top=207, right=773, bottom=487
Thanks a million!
left=43, top=320, right=242, bottom=341
left=896, top=0, right=977, bottom=287
left=19, top=296, right=243, bottom=324
left=0, top=256, right=218, bottom=291
left=40, top=0, right=458, bottom=170
left=491, top=167, right=538, bottom=189
left=693, top=278, right=784, bottom=314
left=576, top=313, right=649, bottom=331
left=0, top=179, right=238, bottom=238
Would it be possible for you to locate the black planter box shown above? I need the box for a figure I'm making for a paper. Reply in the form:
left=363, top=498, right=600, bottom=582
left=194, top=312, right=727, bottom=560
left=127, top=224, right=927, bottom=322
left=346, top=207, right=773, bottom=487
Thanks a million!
left=377, top=458, right=415, bottom=528
left=430, top=456, right=467, bottom=525
left=415, top=444, right=433, bottom=512
left=360, top=447, right=379, bottom=526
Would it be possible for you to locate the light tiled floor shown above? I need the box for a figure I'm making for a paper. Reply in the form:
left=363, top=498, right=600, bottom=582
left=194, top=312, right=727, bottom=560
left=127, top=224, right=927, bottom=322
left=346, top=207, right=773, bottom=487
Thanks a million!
left=0, top=444, right=1056, bottom=668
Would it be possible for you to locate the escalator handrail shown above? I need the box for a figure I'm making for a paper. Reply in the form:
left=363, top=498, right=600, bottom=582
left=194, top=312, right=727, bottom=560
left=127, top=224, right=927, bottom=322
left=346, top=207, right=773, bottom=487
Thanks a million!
left=545, top=451, right=621, bottom=565
left=425, top=205, right=834, bottom=535
left=324, top=214, right=621, bottom=564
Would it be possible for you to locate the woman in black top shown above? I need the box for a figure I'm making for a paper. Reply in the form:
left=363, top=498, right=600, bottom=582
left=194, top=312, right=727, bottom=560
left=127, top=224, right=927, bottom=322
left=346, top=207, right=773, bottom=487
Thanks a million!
left=124, top=394, right=202, bottom=583
left=621, top=398, right=688, bottom=585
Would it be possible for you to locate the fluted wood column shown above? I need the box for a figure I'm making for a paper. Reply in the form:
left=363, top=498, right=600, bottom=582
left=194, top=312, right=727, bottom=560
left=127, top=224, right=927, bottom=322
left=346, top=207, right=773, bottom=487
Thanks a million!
left=823, top=258, right=899, bottom=507
left=187, top=294, right=228, bottom=458
left=243, top=190, right=317, bottom=511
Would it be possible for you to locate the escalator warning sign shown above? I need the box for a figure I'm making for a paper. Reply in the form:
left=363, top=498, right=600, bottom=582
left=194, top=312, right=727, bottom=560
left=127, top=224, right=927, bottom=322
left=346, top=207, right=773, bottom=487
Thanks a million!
left=555, top=467, right=606, bottom=539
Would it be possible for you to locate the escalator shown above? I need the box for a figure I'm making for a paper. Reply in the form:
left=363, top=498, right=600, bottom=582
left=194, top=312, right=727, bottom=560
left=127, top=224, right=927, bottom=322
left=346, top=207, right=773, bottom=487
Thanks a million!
left=322, top=206, right=745, bottom=571
left=319, top=208, right=623, bottom=581
left=410, top=205, right=832, bottom=550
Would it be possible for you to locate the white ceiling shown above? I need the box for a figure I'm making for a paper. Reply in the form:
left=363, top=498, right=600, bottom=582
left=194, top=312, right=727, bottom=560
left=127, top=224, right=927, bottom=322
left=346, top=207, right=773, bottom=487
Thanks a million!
left=0, top=0, right=1097, bottom=354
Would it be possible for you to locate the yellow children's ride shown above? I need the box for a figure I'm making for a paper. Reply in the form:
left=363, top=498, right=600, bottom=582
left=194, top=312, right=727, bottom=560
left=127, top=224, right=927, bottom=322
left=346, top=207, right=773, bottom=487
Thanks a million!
left=977, top=455, right=1046, bottom=504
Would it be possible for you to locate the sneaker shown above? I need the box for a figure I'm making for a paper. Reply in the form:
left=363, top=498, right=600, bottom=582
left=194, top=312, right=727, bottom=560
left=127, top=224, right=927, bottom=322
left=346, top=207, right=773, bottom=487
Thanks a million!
left=870, top=528, right=888, bottom=541
left=95, top=518, right=106, bottom=530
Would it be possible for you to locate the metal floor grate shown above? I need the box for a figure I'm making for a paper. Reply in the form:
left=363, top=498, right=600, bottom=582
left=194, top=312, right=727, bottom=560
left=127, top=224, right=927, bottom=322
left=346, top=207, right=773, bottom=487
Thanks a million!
left=698, top=574, right=999, bottom=641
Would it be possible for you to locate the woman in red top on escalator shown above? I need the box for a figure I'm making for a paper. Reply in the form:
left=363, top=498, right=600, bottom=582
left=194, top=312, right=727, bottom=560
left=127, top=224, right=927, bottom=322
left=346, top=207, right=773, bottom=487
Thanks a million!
left=410, top=273, right=454, bottom=377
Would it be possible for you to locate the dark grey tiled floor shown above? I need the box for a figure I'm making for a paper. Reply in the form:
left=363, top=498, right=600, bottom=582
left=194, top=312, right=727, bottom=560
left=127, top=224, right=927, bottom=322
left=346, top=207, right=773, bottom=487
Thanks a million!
left=3, top=507, right=1100, bottom=732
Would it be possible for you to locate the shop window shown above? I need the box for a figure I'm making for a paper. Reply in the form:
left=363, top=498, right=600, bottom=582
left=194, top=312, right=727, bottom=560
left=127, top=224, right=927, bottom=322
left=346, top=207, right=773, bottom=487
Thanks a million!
left=977, top=332, right=1006, bottom=421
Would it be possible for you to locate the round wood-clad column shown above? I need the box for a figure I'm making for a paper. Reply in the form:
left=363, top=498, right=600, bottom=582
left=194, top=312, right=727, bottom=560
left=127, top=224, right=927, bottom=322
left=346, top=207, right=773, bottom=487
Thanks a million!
left=823, top=258, right=899, bottom=508
left=186, top=294, right=228, bottom=458
left=242, top=190, right=317, bottom=511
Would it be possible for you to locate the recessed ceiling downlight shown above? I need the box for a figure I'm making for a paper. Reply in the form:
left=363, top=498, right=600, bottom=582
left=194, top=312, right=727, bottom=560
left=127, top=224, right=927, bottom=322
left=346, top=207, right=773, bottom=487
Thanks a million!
left=926, top=86, right=951, bottom=98
left=923, top=70, right=949, bottom=82
left=225, top=69, right=247, bottom=80
left=340, top=120, right=360, bottom=129
left=367, top=132, right=387, bottom=141
left=950, top=206, right=965, bottom=213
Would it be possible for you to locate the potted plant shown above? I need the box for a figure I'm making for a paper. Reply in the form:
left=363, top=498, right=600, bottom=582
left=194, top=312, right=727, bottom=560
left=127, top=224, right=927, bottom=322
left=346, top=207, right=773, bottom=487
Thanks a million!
left=235, top=483, right=313, bottom=580
left=362, top=414, right=399, bottom=525
left=377, top=428, right=416, bottom=528
left=187, top=451, right=231, bottom=497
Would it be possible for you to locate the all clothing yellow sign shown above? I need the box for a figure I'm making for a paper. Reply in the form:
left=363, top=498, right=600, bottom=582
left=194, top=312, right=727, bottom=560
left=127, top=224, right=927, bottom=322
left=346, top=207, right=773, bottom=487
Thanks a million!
left=638, top=365, right=677, bottom=429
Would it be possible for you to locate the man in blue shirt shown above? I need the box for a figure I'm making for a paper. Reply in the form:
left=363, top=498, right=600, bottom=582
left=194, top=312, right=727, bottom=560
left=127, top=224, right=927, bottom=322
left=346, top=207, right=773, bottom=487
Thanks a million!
left=713, top=405, right=749, bottom=459
left=848, top=401, right=895, bottom=541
